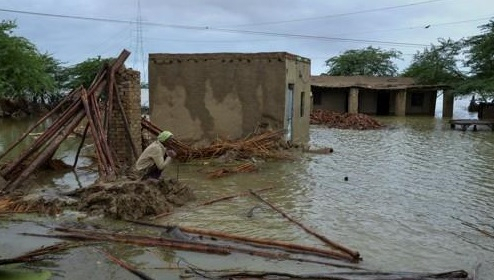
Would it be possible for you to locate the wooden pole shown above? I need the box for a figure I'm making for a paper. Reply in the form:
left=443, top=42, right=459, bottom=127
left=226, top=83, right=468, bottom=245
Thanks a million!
left=4, top=108, right=88, bottom=191
left=73, top=122, right=89, bottom=168
left=98, top=249, right=155, bottom=280
left=89, top=92, right=117, bottom=175
left=129, top=220, right=357, bottom=263
left=52, top=227, right=358, bottom=267
left=1, top=97, right=82, bottom=177
left=81, top=91, right=109, bottom=176
left=250, top=190, right=361, bottom=261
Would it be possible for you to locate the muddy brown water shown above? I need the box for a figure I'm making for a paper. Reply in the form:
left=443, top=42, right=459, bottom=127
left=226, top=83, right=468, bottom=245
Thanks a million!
left=1, top=96, right=493, bottom=279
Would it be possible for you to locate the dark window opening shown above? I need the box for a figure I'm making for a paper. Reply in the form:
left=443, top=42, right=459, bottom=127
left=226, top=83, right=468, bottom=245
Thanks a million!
left=313, top=91, right=322, bottom=105
left=411, top=92, right=424, bottom=107
left=300, top=92, right=305, bottom=117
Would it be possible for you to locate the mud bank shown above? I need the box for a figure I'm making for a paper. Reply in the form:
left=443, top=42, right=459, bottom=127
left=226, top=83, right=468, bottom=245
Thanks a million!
left=1, top=178, right=196, bottom=220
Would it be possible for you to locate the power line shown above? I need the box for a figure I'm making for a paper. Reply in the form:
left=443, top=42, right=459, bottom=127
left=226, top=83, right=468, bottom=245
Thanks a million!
left=220, top=0, right=452, bottom=28
left=0, top=7, right=428, bottom=47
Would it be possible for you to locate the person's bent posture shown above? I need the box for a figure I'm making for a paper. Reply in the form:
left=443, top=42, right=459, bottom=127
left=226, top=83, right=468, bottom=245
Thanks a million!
left=135, top=130, right=177, bottom=180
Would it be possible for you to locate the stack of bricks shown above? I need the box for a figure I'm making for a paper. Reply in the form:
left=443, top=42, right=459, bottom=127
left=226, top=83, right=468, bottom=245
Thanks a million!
left=108, top=68, right=142, bottom=170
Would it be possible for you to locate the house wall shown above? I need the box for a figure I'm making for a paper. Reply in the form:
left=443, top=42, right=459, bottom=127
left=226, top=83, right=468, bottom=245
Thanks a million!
left=148, top=52, right=310, bottom=146
left=285, top=57, right=311, bottom=144
left=108, top=69, right=142, bottom=169
left=312, top=87, right=346, bottom=112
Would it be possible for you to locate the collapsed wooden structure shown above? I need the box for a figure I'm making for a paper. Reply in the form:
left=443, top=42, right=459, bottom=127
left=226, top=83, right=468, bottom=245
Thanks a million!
left=0, top=50, right=134, bottom=193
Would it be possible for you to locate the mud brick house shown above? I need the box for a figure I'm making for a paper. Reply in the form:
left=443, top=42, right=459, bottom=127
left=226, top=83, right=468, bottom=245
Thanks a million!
left=148, top=52, right=311, bottom=146
left=310, top=75, right=452, bottom=117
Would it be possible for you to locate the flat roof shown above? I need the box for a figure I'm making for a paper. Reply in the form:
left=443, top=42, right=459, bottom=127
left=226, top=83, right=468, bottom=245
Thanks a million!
left=310, top=75, right=447, bottom=90
left=149, top=52, right=310, bottom=63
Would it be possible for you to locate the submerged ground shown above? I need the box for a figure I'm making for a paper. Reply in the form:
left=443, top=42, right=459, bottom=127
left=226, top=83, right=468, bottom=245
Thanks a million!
left=0, top=97, right=493, bottom=279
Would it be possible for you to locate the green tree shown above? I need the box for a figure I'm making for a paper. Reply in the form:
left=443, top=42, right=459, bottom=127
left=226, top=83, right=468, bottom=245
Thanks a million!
left=402, top=38, right=464, bottom=86
left=461, top=20, right=494, bottom=99
left=0, top=20, right=58, bottom=103
left=325, top=46, right=402, bottom=76
left=63, top=56, right=113, bottom=90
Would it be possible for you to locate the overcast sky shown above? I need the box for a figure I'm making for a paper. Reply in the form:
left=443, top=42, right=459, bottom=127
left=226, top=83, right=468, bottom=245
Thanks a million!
left=1, top=0, right=493, bottom=82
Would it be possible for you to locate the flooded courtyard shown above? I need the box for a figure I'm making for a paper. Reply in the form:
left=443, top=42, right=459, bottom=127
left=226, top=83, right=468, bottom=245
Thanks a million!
left=1, top=97, right=493, bottom=279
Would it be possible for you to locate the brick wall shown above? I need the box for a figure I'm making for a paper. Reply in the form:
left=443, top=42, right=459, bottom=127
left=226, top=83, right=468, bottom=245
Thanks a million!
left=108, top=68, right=142, bottom=170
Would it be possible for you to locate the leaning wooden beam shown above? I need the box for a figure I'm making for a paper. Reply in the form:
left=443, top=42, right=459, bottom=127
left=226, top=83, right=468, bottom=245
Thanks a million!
left=4, top=108, right=88, bottom=191
left=129, top=220, right=357, bottom=263
left=1, top=94, right=82, bottom=178
left=0, top=87, right=81, bottom=163
left=98, top=249, right=154, bottom=280
left=2, top=49, right=130, bottom=190
left=89, top=92, right=117, bottom=175
left=81, top=90, right=109, bottom=176
left=73, top=122, right=89, bottom=168
left=103, top=71, right=115, bottom=134
left=250, top=190, right=361, bottom=261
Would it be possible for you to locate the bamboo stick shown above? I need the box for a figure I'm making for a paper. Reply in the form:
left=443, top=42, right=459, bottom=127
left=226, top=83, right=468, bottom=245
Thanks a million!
left=104, top=71, right=115, bottom=133
left=98, top=249, right=154, bottom=280
left=5, top=106, right=89, bottom=191
left=89, top=92, right=117, bottom=175
left=249, top=190, right=361, bottom=261
left=129, top=220, right=356, bottom=263
left=51, top=228, right=358, bottom=267
left=24, top=232, right=230, bottom=256
left=81, top=91, right=109, bottom=176
left=73, top=123, right=89, bottom=168
left=1, top=96, right=82, bottom=178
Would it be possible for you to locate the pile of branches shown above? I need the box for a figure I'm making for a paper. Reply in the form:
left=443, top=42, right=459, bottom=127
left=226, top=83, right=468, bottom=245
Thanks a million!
left=142, top=118, right=292, bottom=161
left=310, top=109, right=383, bottom=130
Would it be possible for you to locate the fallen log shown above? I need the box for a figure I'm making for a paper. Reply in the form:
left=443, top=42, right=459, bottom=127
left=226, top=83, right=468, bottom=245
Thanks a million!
left=250, top=190, right=361, bottom=261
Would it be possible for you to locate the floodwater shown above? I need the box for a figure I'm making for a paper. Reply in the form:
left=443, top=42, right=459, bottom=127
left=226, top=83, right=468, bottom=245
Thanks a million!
left=1, top=96, right=493, bottom=279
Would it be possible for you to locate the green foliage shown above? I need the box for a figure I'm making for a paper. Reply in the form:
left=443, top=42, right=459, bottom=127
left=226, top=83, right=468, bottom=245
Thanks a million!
left=0, top=20, right=58, bottom=102
left=62, top=56, right=113, bottom=90
left=461, top=20, right=494, bottom=98
left=402, top=38, right=464, bottom=86
left=325, top=46, right=402, bottom=76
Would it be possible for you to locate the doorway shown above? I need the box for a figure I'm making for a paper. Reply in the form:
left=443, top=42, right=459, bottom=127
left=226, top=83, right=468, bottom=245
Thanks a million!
left=376, top=91, right=390, bottom=115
